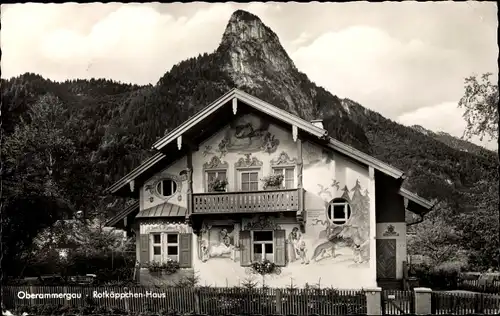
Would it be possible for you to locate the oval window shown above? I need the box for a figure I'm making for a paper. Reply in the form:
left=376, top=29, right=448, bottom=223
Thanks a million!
left=327, top=198, right=352, bottom=225
left=156, top=179, right=178, bottom=197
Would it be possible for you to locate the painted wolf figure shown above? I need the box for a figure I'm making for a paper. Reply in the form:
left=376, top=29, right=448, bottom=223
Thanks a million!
left=310, top=240, right=337, bottom=262
left=311, top=219, right=366, bottom=262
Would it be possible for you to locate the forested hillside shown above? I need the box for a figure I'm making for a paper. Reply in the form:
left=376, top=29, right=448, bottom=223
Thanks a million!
left=2, top=9, right=498, bottom=278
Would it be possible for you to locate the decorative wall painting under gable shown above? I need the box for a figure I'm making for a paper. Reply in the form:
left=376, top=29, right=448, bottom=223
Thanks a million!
left=217, top=116, right=280, bottom=156
left=190, top=113, right=297, bottom=194
left=142, top=157, right=189, bottom=210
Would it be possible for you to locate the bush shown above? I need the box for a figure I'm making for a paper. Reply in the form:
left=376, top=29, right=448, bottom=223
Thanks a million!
left=412, top=264, right=459, bottom=290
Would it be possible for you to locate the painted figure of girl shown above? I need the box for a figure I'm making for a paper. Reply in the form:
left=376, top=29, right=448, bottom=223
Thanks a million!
left=287, top=228, right=299, bottom=262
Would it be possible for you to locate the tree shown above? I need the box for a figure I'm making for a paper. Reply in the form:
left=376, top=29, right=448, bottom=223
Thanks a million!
left=455, top=180, right=499, bottom=271
left=407, top=202, right=465, bottom=268
left=458, top=73, right=499, bottom=141
left=2, top=93, right=76, bottom=278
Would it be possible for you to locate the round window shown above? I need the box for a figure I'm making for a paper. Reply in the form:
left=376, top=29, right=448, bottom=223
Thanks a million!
left=156, top=179, right=178, bottom=197
left=327, top=198, right=352, bottom=225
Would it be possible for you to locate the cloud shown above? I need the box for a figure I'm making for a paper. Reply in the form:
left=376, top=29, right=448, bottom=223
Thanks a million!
left=1, top=3, right=283, bottom=85
left=290, top=32, right=312, bottom=47
left=1, top=3, right=241, bottom=84
left=289, top=25, right=497, bottom=120
left=397, top=102, right=497, bottom=150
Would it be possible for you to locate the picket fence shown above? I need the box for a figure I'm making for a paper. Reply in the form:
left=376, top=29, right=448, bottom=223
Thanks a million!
left=3, top=286, right=367, bottom=315
left=431, top=291, right=500, bottom=315
left=458, top=279, right=500, bottom=294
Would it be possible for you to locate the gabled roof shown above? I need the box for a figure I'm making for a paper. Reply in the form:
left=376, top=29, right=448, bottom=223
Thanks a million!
left=104, top=88, right=436, bottom=227
left=104, top=88, right=404, bottom=196
left=152, top=88, right=329, bottom=150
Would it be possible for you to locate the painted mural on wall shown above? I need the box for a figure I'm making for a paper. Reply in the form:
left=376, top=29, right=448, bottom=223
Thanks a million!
left=192, top=208, right=373, bottom=288
left=287, top=227, right=309, bottom=264
left=309, top=179, right=370, bottom=266
left=217, top=116, right=280, bottom=156
left=199, top=223, right=239, bottom=262
left=140, top=221, right=190, bottom=234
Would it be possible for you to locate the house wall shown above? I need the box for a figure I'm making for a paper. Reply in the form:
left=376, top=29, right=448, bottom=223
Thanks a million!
left=193, top=212, right=374, bottom=289
left=142, top=157, right=188, bottom=211
left=300, top=141, right=375, bottom=288
left=190, top=113, right=297, bottom=194
left=137, top=113, right=377, bottom=288
left=375, top=172, right=407, bottom=279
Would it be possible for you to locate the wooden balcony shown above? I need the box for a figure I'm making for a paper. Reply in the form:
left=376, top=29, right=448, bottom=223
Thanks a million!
left=192, top=189, right=300, bottom=214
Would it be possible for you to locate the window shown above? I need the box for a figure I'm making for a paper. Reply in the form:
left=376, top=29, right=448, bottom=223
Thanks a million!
left=151, top=233, right=162, bottom=262
left=165, top=233, right=179, bottom=261
left=273, top=167, right=295, bottom=189
left=252, top=231, right=274, bottom=262
left=240, top=170, right=259, bottom=191
left=156, top=179, right=177, bottom=197
left=149, top=233, right=179, bottom=262
left=327, top=198, right=352, bottom=225
left=206, top=170, right=227, bottom=192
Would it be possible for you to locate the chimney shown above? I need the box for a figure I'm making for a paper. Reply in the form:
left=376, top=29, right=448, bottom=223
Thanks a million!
left=310, top=119, right=324, bottom=129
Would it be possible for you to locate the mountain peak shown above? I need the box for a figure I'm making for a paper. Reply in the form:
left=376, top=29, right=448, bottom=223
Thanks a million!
left=230, top=10, right=262, bottom=23
left=217, top=10, right=318, bottom=116
left=221, top=9, right=279, bottom=46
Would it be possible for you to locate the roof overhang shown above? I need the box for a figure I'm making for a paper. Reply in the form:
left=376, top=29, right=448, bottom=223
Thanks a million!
left=104, top=152, right=165, bottom=196
left=326, top=138, right=405, bottom=179
left=105, top=201, right=140, bottom=227
left=104, top=88, right=407, bottom=197
left=399, top=188, right=435, bottom=215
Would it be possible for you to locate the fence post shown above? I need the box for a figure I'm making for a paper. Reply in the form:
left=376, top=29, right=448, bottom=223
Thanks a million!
left=413, top=287, right=432, bottom=315
left=475, top=293, right=484, bottom=314
left=194, top=288, right=200, bottom=314
left=63, top=286, right=68, bottom=306
left=275, top=289, right=282, bottom=315
left=365, top=287, right=382, bottom=315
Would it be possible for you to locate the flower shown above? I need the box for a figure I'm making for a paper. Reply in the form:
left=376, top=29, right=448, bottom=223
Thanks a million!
left=208, top=178, right=228, bottom=191
left=261, top=174, right=284, bottom=189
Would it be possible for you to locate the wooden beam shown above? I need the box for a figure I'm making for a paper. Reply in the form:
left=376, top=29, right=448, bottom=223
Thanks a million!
left=296, top=138, right=303, bottom=189
left=368, top=166, right=377, bottom=286
left=296, top=136, right=305, bottom=232
left=292, top=125, right=298, bottom=142
left=186, top=149, right=194, bottom=224
left=177, top=135, right=182, bottom=150
left=232, top=97, right=238, bottom=115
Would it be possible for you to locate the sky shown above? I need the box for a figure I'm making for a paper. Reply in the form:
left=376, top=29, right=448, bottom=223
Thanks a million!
left=1, top=2, right=498, bottom=150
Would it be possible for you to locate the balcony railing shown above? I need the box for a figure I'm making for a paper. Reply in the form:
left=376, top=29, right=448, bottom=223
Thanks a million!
left=192, top=189, right=299, bottom=214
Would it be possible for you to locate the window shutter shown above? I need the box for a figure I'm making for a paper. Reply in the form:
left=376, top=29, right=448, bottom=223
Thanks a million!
left=274, top=230, right=286, bottom=266
left=139, top=234, right=150, bottom=265
left=178, top=233, right=192, bottom=268
left=239, top=230, right=252, bottom=267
